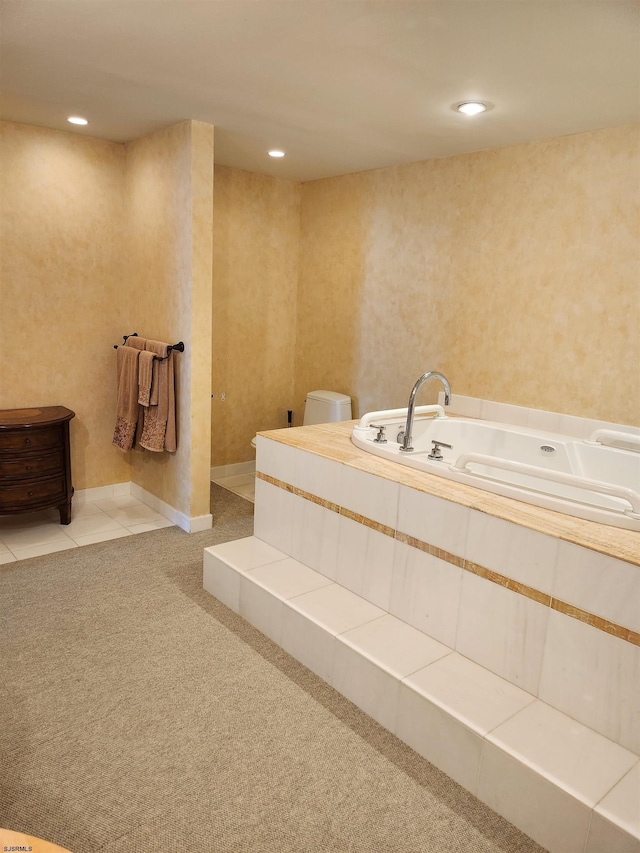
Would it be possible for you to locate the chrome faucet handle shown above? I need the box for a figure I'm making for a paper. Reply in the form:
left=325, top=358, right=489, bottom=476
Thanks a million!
left=370, top=424, right=387, bottom=444
left=428, top=439, right=452, bottom=460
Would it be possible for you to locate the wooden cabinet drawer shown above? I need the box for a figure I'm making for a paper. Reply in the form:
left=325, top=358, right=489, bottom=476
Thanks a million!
left=0, top=407, right=75, bottom=523
left=0, top=426, right=61, bottom=454
left=0, top=476, right=66, bottom=510
left=0, top=450, right=63, bottom=479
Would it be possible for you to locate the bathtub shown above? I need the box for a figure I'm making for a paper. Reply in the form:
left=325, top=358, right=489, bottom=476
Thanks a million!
left=351, top=407, right=640, bottom=531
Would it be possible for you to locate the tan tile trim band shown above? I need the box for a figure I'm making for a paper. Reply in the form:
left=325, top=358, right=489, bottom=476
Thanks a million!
left=258, top=472, right=341, bottom=514
left=340, top=507, right=396, bottom=538
left=396, top=531, right=466, bottom=569
left=549, top=599, right=640, bottom=646
left=256, top=471, right=640, bottom=647
left=462, top=559, right=552, bottom=608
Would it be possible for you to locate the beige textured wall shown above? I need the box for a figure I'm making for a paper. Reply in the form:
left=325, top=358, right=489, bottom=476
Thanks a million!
left=0, top=121, right=131, bottom=488
left=294, top=172, right=372, bottom=423
left=212, top=166, right=300, bottom=465
left=126, top=121, right=214, bottom=519
left=296, top=124, right=640, bottom=427
left=0, top=119, right=214, bottom=521
left=4, top=120, right=635, bottom=496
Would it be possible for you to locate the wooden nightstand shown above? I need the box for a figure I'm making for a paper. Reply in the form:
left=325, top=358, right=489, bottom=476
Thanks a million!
left=0, top=406, right=75, bottom=524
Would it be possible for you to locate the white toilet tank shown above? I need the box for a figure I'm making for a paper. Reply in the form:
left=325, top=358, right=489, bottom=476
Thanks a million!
left=303, top=390, right=352, bottom=425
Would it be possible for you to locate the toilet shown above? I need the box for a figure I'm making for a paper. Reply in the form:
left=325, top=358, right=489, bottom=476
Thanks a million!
left=302, top=390, right=352, bottom=425
left=251, top=390, right=352, bottom=449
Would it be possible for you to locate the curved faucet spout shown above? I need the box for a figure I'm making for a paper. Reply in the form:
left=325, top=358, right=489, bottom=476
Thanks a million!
left=399, top=371, right=451, bottom=453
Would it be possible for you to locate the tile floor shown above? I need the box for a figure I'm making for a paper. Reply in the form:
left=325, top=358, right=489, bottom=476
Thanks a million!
left=0, top=494, right=175, bottom=564
left=212, top=472, right=256, bottom=503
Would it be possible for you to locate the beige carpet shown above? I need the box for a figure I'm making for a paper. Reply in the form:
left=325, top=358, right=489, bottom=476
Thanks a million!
left=0, top=485, right=544, bottom=852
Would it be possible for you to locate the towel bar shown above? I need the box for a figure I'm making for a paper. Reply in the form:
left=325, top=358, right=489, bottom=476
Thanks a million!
left=113, top=333, right=185, bottom=354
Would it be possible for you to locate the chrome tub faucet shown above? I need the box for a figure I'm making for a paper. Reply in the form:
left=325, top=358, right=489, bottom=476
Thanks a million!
left=399, top=372, right=451, bottom=453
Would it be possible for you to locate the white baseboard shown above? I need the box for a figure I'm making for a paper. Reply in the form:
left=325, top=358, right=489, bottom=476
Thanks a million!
left=76, top=482, right=212, bottom=533
left=73, top=482, right=131, bottom=503
left=211, top=460, right=256, bottom=481
left=130, top=483, right=212, bottom=533
left=189, top=514, right=214, bottom=533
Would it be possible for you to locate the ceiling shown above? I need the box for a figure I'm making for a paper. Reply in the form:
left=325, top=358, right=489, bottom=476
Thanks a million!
left=1, top=0, right=639, bottom=181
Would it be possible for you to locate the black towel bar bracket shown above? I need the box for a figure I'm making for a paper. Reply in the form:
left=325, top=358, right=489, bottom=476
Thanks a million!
left=113, top=333, right=185, bottom=354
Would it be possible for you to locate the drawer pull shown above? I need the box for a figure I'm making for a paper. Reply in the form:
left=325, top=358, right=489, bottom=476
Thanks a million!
left=28, top=491, right=34, bottom=497
left=25, top=438, right=31, bottom=445
left=25, top=465, right=32, bottom=471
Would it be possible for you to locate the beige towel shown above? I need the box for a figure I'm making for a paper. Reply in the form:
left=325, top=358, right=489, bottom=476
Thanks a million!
left=124, top=335, right=147, bottom=351
left=113, top=346, right=141, bottom=451
left=139, top=340, right=177, bottom=452
left=138, top=351, right=155, bottom=407
left=125, top=336, right=147, bottom=440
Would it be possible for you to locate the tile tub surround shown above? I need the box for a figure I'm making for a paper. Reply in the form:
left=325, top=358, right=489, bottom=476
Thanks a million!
left=438, top=393, right=640, bottom=448
left=257, top=421, right=639, bottom=566
left=203, top=537, right=640, bottom=853
left=202, top=422, right=640, bottom=851
left=250, top=425, right=639, bottom=747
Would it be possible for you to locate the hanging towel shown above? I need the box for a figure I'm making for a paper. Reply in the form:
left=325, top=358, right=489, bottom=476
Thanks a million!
left=139, top=340, right=177, bottom=452
left=124, top=335, right=147, bottom=351
left=113, top=346, right=141, bottom=451
left=138, top=351, right=155, bottom=407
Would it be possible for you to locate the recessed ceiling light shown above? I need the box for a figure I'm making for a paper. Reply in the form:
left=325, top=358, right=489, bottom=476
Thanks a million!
left=67, top=116, right=89, bottom=125
left=268, top=150, right=285, bottom=158
left=456, top=102, right=487, bottom=116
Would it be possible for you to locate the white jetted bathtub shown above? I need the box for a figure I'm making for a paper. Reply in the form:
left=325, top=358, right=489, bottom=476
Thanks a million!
left=351, top=406, right=640, bottom=530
